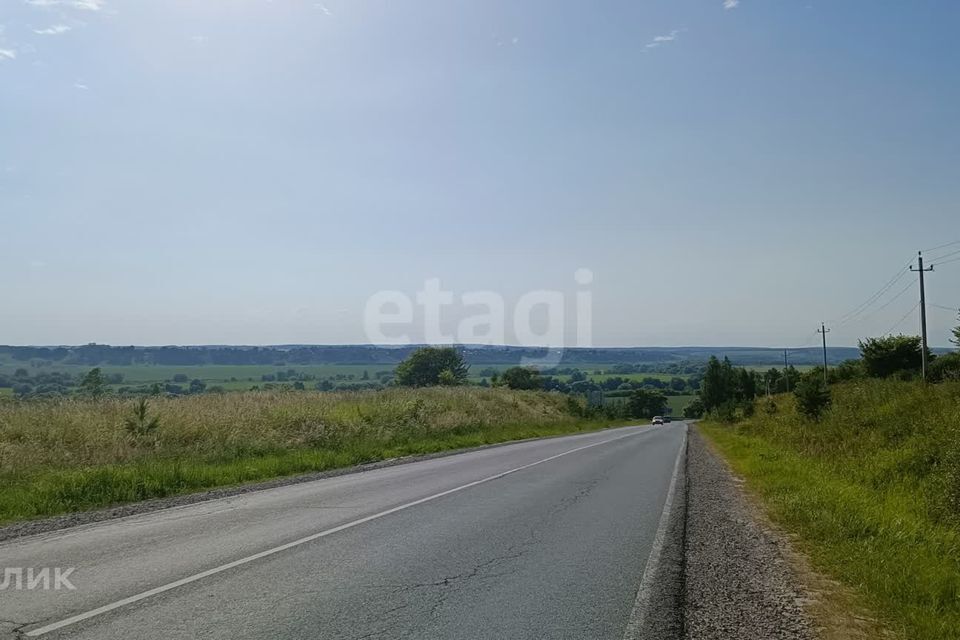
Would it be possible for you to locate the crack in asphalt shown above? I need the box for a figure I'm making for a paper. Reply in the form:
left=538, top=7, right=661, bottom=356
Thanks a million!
left=346, top=473, right=610, bottom=640
left=0, top=618, right=43, bottom=640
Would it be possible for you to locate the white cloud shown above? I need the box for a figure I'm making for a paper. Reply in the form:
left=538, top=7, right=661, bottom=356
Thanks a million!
left=0, top=49, right=16, bottom=61
left=33, top=24, right=72, bottom=35
left=73, top=80, right=88, bottom=90
left=645, top=29, right=682, bottom=50
left=314, top=3, right=332, bottom=15
left=190, top=35, right=208, bottom=44
left=26, top=0, right=104, bottom=10
left=723, top=0, right=740, bottom=9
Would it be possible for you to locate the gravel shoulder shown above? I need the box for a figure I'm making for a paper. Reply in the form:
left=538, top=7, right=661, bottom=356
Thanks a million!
left=684, top=426, right=816, bottom=639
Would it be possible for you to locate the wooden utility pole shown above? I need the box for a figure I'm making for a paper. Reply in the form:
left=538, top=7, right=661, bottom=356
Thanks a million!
left=818, top=323, right=830, bottom=385
left=783, top=349, right=790, bottom=392
left=910, top=252, right=934, bottom=381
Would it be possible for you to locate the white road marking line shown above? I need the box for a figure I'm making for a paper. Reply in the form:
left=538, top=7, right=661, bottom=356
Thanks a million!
left=621, top=423, right=687, bottom=639
left=26, top=428, right=645, bottom=637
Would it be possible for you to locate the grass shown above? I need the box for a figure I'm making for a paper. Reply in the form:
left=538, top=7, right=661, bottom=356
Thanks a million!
left=665, top=394, right=695, bottom=415
left=0, top=387, right=623, bottom=526
left=701, top=379, right=960, bottom=640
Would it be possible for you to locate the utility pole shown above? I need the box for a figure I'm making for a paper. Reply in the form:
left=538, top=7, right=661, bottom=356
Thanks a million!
left=818, top=322, right=830, bottom=385
left=783, top=349, right=790, bottom=393
left=910, top=251, right=934, bottom=381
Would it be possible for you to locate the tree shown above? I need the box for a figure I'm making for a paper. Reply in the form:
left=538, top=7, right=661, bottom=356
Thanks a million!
left=700, top=356, right=734, bottom=411
left=124, top=398, right=161, bottom=436
left=794, top=374, right=831, bottom=420
left=683, top=397, right=705, bottom=419
left=626, top=388, right=667, bottom=419
left=858, top=335, right=923, bottom=378
left=394, top=347, right=469, bottom=387
left=952, top=310, right=960, bottom=349
left=189, top=379, right=207, bottom=394
left=80, top=367, right=107, bottom=398
left=499, top=367, right=543, bottom=390
left=172, top=374, right=189, bottom=383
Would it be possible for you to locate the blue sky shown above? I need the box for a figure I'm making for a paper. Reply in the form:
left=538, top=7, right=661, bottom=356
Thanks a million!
left=1, top=0, right=958, bottom=347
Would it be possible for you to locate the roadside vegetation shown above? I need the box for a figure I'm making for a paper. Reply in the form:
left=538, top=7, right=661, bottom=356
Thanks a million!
left=0, top=385, right=625, bottom=526
left=697, top=317, right=960, bottom=640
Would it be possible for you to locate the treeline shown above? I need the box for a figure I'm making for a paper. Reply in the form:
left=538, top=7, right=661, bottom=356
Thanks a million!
left=0, top=344, right=861, bottom=368
left=389, top=348, right=682, bottom=420
left=688, top=314, right=960, bottom=422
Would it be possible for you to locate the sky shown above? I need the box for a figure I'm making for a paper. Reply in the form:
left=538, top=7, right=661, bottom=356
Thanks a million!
left=1, top=0, right=959, bottom=348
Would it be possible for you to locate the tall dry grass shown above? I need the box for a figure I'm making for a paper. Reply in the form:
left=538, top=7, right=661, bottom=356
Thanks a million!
left=0, top=387, right=606, bottom=524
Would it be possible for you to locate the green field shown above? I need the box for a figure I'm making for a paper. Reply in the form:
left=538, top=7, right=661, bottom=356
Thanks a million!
left=0, top=359, right=396, bottom=389
left=0, top=356, right=699, bottom=391
left=665, top=394, right=695, bottom=415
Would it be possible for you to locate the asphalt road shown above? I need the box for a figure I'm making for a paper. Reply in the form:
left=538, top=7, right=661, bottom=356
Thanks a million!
left=0, top=423, right=687, bottom=640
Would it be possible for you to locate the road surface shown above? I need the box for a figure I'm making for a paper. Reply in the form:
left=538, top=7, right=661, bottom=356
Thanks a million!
left=0, top=423, right=686, bottom=639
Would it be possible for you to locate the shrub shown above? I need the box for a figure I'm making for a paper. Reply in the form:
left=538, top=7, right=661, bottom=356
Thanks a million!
left=793, top=375, right=831, bottom=420
left=930, top=352, right=960, bottom=383
left=498, top=367, right=543, bottom=390
left=394, top=347, right=468, bottom=387
left=858, top=335, right=922, bottom=378
left=683, top=397, right=705, bottom=419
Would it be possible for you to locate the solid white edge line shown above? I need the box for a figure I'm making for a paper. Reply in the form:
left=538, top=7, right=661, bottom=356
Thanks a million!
left=25, top=428, right=644, bottom=637
left=621, top=423, right=687, bottom=640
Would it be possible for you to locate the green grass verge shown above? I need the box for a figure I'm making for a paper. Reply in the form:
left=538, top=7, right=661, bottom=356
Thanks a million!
left=700, top=380, right=960, bottom=640
left=0, top=387, right=626, bottom=526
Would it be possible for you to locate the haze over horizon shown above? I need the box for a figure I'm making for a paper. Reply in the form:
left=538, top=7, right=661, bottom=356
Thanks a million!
left=3, top=0, right=959, bottom=348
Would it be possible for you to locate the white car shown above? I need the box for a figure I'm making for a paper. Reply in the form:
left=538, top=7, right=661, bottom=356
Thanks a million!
left=652, top=416, right=664, bottom=425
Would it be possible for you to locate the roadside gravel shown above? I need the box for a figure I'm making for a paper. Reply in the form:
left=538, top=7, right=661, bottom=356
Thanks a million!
left=684, top=426, right=816, bottom=640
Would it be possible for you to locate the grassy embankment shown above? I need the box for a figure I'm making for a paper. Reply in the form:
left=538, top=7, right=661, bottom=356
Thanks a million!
left=701, top=379, right=960, bottom=640
left=0, top=387, right=623, bottom=527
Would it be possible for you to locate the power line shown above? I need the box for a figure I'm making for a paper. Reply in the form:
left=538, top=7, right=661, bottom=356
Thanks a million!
left=792, top=329, right=821, bottom=349
left=833, top=260, right=913, bottom=327
left=932, top=255, right=960, bottom=267
left=923, top=239, right=960, bottom=253
left=929, top=302, right=959, bottom=312
left=856, top=279, right=914, bottom=324
left=929, top=248, right=960, bottom=263
left=883, top=302, right=920, bottom=335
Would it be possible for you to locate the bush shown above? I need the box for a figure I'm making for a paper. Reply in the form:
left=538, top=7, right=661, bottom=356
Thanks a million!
left=930, top=352, right=960, bottom=383
left=683, top=397, right=705, bottom=419
left=394, top=347, right=469, bottom=387
left=858, top=335, right=922, bottom=378
left=793, top=375, right=831, bottom=420
left=498, top=367, right=543, bottom=390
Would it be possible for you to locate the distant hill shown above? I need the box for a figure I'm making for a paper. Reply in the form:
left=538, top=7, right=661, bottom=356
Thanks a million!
left=0, top=344, right=876, bottom=367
